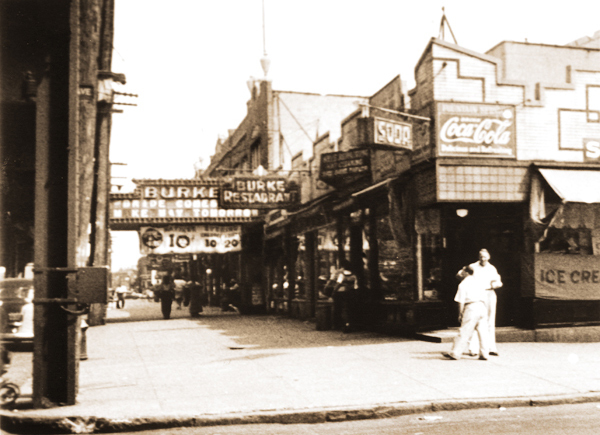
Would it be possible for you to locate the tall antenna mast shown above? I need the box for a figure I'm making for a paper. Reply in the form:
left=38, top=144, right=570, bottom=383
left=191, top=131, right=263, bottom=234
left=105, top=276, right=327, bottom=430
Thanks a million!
left=260, top=0, right=271, bottom=77
left=438, top=7, right=458, bottom=45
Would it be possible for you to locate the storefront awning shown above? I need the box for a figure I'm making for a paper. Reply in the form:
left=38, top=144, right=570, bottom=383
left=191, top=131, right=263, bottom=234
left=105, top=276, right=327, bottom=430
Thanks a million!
left=538, top=168, right=600, bottom=204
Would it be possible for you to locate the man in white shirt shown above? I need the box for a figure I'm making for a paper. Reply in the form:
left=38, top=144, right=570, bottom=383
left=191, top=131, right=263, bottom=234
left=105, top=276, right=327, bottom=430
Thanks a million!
left=457, top=249, right=503, bottom=356
left=443, top=266, right=490, bottom=360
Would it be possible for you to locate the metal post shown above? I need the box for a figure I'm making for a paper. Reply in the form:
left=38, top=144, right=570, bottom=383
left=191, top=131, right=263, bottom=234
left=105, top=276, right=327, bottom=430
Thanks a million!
left=32, top=0, right=79, bottom=408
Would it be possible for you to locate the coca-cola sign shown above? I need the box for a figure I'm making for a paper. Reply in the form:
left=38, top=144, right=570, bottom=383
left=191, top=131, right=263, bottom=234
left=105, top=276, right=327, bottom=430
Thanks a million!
left=436, top=102, right=516, bottom=158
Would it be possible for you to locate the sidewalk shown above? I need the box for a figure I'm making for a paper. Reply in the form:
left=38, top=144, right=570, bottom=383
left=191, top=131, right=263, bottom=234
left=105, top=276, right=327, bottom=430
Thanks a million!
left=2, top=305, right=600, bottom=433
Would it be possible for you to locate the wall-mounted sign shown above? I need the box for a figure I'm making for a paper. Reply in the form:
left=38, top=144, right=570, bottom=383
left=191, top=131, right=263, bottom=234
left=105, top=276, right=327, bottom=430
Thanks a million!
left=373, top=117, right=412, bottom=150
left=584, top=138, right=600, bottom=162
left=319, top=148, right=370, bottom=185
left=531, top=253, right=600, bottom=300
left=139, top=225, right=242, bottom=255
left=371, top=149, right=410, bottom=183
left=110, top=180, right=259, bottom=229
left=436, top=102, right=516, bottom=158
left=219, top=177, right=299, bottom=209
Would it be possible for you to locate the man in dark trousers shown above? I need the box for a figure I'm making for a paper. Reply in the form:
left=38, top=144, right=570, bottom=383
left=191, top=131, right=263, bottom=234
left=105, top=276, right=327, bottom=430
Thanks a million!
left=333, top=260, right=358, bottom=332
left=158, top=274, right=175, bottom=319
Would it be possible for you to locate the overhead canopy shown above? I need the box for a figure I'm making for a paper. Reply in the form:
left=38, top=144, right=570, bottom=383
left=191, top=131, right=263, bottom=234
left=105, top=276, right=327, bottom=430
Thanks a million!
left=530, top=167, right=600, bottom=231
left=538, top=168, right=600, bottom=204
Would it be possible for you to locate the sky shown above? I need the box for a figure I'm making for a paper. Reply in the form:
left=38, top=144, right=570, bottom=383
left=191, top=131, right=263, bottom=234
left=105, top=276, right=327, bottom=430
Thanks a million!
left=108, top=0, right=600, bottom=270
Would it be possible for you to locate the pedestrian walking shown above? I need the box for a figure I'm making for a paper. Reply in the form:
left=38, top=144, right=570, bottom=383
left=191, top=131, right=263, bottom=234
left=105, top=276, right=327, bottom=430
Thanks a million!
left=443, top=266, right=489, bottom=360
left=115, top=285, right=127, bottom=309
left=456, top=249, right=503, bottom=356
left=173, top=278, right=186, bottom=310
left=158, top=274, right=175, bottom=320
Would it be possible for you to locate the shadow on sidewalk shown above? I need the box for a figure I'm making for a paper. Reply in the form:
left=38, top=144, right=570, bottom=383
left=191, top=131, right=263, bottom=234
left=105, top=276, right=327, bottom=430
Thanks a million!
left=189, top=311, right=409, bottom=350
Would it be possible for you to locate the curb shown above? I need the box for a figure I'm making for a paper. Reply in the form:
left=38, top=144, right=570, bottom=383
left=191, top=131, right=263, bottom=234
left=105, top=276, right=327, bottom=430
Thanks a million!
left=3, top=392, right=600, bottom=434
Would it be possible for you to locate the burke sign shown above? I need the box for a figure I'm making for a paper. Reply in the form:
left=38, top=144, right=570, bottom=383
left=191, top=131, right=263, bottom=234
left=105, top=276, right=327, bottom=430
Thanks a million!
left=219, top=177, right=299, bottom=209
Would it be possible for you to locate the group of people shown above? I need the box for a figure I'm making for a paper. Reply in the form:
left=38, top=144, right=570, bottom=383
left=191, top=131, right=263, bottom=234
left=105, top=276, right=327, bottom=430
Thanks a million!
left=153, top=275, right=240, bottom=319
left=153, top=275, right=205, bottom=320
left=443, top=248, right=503, bottom=361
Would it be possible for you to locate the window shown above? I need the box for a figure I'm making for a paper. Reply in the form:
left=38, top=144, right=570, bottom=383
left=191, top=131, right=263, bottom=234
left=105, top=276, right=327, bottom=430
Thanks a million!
left=539, top=228, right=593, bottom=255
left=375, top=214, right=413, bottom=300
left=251, top=141, right=261, bottom=170
left=294, top=235, right=307, bottom=299
left=316, top=225, right=339, bottom=299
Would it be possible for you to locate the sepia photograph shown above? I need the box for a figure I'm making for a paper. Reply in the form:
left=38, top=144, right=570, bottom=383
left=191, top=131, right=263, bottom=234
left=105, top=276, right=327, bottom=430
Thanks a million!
left=1, top=0, right=600, bottom=433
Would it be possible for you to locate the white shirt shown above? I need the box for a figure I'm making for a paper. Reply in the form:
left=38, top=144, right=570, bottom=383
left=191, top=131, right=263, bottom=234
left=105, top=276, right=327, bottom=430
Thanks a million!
left=469, top=261, right=502, bottom=290
left=454, top=275, right=487, bottom=304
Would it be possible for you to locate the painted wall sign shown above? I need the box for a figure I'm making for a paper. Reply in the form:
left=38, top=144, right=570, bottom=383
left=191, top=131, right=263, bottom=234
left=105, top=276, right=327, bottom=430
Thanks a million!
left=373, top=117, right=412, bottom=150
left=533, top=253, right=600, bottom=300
left=584, top=138, right=600, bottom=162
left=219, top=177, right=299, bottom=209
left=139, top=225, right=242, bottom=255
left=319, top=148, right=370, bottom=184
left=436, top=102, right=516, bottom=158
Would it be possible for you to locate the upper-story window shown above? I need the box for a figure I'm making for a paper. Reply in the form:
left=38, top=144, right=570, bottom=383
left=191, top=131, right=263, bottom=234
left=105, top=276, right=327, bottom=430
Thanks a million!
left=251, top=140, right=261, bottom=170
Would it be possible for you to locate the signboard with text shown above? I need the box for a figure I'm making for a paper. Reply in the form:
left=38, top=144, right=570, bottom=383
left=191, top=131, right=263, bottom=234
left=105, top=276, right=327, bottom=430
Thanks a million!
left=110, top=180, right=259, bottom=230
left=139, top=225, right=242, bottom=255
left=436, top=102, right=516, bottom=158
left=532, top=253, right=600, bottom=300
left=319, top=148, right=370, bottom=185
left=219, top=177, right=299, bottom=209
left=371, top=117, right=413, bottom=150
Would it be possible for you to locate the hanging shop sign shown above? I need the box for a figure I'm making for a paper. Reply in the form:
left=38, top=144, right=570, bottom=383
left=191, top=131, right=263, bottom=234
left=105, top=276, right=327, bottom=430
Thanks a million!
left=219, top=177, right=300, bottom=209
left=371, top=117, right=413, bottom=150
left=436, top=102, right=516, bottom=158
left=110, top=180, right=259, bottom=230
left=319, top=148, right=370, bottom=185
left=139, top=225, right=242, bottom=255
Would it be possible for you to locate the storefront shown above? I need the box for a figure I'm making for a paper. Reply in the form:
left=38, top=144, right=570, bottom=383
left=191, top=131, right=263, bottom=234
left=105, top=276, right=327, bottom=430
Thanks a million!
left=523, top=166, right=600, bottom=327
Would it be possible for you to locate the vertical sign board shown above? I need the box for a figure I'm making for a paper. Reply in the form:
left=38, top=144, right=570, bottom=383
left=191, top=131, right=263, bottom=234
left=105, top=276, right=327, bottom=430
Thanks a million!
left=139, top=225, right=242, bottom=255
left=436, top=102, right=516, bottom=158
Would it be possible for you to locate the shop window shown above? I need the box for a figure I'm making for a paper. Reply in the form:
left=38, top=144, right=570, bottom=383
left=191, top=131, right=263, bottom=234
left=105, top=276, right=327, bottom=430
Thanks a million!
left=421, top=234, right=443, bottom=300
left=294, top=235, right=307, bottom=299
left=539, top=228, right=593, bottom=255
left=316, top=225, right=340, bottom=299
left=416, top=208, right=442, bottom=301
left=375, top=215, right=413, bottom=300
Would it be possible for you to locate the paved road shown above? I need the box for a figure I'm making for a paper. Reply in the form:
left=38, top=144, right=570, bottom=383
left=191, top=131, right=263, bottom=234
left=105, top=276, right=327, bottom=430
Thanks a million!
left=30, top=402, right=600, bottom=435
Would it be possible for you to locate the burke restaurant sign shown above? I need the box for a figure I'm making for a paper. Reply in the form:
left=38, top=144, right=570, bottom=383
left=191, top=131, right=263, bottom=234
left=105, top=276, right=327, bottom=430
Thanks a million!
left=436, top=102, right=516, bottom=158
left=219, top=177, right=299, bottom=209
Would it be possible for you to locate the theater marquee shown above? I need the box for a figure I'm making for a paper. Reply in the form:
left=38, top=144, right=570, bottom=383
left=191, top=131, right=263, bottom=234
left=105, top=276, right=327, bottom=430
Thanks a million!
left=109, top=179, right=259, bottom=230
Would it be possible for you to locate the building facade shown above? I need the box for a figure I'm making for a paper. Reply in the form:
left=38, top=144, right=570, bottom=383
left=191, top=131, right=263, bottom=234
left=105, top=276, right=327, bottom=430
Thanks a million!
left=252, top=36, right=600, bottom=337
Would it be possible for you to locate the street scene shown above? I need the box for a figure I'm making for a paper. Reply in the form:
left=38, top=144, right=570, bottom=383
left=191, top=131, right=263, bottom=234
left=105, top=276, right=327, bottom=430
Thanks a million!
left=2, top=0, right=600, bottom=433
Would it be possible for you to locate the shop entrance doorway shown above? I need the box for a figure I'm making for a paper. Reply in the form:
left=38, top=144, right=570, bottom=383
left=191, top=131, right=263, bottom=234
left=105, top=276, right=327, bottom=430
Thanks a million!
left=443, top=204, right=523, bottom=327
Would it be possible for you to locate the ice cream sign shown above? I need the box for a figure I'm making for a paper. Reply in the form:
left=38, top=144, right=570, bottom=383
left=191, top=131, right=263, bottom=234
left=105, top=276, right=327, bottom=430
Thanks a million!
left=436, top=102, right=516, bottom=158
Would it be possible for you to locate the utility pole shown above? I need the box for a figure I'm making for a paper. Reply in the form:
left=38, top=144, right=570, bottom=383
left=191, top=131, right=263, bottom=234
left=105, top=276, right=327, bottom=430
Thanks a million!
left=33, top=0, right=79, bottom=407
